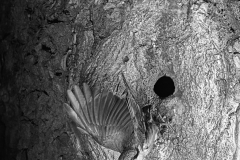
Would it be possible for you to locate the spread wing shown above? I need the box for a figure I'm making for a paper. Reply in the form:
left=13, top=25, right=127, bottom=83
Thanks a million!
left=64, top=83, right=134, bottom=152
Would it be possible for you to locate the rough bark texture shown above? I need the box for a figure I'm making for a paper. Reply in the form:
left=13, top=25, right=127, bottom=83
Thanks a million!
left=1, top=0, right=240, bottom=160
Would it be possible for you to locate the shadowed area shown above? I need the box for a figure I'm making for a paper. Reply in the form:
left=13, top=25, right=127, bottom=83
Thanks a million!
left=154, top=75, right=175, bottom=99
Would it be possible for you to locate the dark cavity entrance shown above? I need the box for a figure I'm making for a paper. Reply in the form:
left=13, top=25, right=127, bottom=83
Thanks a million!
left=154, top=75, right=175, bottom=99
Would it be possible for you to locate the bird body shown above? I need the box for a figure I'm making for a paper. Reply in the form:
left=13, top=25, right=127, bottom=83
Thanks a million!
left=64, top=83, right=158, bottom=160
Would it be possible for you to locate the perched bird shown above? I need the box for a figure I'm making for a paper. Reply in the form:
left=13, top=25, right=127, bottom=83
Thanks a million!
left=64, top=81, right=158, bottom=160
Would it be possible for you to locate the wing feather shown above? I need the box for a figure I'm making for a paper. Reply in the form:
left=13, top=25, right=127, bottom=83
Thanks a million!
left=107, top=98, right=123, bottom=126
left=116, top=106, right=130, bottom=127
left=92, top=86, right=101, bottom=131
left=100, top=91, right=112, bottom=124
left=64, top=84, right=134, bottom=152
left=122, top=119, right=132, bottom=129
left=69, top=121, right=88, bottom=136
left=67, top=90, right=81, bottom=114
left=115, top=101, right=128, bottom=126
left=73, top=85, right=86, bottom=109
left=64, top=103, right=88, bottom=131
left=72, top=85, right=91, bottom=124
left=94, top=94, right=101, bottom=125
left=83, top=83, right=92, bottom=103
left=104, top=95, right=119, bottom=125
left=83, top=83, right=94, bottom=124
left=98, top=90, right=108, bottom=125
left=92, top=85, right=101, bottom=125
left=66, top=91, right=89, bottom=129
left=104, top=94, right=117, bottom=125
left=92, top=85, right=100, bottom=97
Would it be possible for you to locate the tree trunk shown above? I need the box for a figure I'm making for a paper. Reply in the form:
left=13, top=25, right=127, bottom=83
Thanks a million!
left=1, top=0, right=240, bottom=160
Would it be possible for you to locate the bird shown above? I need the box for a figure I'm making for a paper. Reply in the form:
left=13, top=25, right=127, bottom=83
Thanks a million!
left=63, top=78, right=159, bottom=160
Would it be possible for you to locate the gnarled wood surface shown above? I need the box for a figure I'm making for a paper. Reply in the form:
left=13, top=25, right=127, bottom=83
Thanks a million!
left=0, top=0, right=240, bottom=160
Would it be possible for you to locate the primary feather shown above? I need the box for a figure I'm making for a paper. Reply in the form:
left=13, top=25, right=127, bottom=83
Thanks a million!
left=65, top=83, right=134, bottom=152
left=64, top=83, right=159, bottom=160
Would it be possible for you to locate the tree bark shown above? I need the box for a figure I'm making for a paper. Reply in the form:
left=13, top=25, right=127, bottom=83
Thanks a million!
left=1, top=0, right=240, bottom=160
